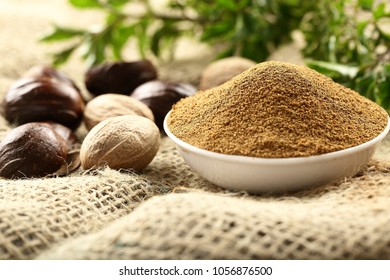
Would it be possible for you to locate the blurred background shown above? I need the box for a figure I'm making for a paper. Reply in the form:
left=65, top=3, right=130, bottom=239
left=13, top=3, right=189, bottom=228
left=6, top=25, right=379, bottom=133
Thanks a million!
left=0, top=0, right=389, bottom=108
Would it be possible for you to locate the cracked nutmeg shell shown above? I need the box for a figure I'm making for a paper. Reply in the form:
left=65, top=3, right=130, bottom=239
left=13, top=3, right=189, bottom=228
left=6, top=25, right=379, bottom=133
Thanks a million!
left=0, top=122, right=68, bottom=179
left=1, top=77, right=85, bottom=130
left=84, top=60, right=158, bottom=96
left=131, top=80, right=197, bottom=129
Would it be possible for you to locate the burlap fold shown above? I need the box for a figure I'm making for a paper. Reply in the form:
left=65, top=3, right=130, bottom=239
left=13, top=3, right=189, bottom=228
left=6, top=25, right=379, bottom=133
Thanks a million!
left=36, top=160, right=390, bottom=259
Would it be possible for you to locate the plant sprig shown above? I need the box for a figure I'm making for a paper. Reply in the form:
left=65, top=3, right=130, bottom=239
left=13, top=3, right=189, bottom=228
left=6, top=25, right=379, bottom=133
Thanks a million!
left=301, top=0, right=390, bottom=110
left=40, top=0, right=315, bottom=66
left=40, top=0, right=390, bottom=110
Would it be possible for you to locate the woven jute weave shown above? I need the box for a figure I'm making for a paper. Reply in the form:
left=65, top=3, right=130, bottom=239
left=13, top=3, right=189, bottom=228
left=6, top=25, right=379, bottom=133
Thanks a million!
left=1, top=0, right=390, bottom=260
left=37, top=158, right=390, bottom=259
left=0, top=136, right=389, bottom=260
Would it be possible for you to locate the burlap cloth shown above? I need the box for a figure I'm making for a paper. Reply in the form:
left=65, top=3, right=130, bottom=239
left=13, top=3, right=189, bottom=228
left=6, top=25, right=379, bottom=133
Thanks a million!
left=1, top=0, right=390, bottom=260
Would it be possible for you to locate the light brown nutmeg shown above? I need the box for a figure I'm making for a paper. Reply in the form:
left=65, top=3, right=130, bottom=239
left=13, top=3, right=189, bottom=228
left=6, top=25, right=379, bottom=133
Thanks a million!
left=199, top=57, right=257, bottom=90
left=80, top=115, right=160, bottom=172
left=83, top=93, right=154, bottom=131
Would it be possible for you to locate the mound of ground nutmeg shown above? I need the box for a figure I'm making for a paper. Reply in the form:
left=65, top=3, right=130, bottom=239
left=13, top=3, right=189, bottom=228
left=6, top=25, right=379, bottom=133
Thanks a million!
left=167, top=61, right=389, bottom=158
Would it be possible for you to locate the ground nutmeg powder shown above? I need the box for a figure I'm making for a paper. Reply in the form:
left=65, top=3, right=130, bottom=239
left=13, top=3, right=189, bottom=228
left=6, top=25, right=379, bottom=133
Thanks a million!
left=167, top=61, right=388, bottom=158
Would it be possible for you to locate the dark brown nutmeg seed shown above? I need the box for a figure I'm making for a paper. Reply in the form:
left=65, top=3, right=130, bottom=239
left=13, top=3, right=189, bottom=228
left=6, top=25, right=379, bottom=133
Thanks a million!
left=84, top=60, right=158, bottom=96
left=24, top=65, right=80, bottom=92
left=131, top=80, right=197, bottom=129
left=43, top=122, right=81, bottom=175
left=2, top=78, right=85, bottom=130
left=44, top=121, right=79, bottom=148
left=0, top=122, right=68, bottom=179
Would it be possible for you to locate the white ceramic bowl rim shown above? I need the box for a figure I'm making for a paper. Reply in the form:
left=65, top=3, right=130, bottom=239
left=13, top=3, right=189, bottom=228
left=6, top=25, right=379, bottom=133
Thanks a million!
left=164, top=112, right=390, bottom=165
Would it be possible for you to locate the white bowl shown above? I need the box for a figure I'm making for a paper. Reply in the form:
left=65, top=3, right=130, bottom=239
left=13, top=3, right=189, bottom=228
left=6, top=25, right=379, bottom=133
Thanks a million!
left=164, top=112, right=390, bottom=194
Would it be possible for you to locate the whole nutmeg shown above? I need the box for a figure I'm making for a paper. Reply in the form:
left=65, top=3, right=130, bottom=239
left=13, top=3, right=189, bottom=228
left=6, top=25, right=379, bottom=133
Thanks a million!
left=85, top=60, right=158, bottom=96
left=0, top=122, right=68, bottom=179
left=43, top=122, right=81, bottom=175
left=131, top=80, right=197, bottom=129
left=80, top=115, right=160, bottom=172
left=24, top=65, right=80, bottom=92
left=2, top=77, right=85, bottom=130
left=45, top=121, right=79, bottom=148
left=83, top=94, right=154, bottom=131
left=199, top=57, right=257, bottom=90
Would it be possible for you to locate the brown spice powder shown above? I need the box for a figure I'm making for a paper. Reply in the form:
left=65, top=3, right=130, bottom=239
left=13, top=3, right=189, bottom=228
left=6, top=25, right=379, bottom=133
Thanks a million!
left=168, top=61, right=388, bottom=158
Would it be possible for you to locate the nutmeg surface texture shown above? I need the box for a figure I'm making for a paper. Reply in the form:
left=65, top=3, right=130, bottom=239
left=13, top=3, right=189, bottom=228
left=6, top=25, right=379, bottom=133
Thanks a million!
left=0, top=122, right=68, bottom=179
left=83, top=93, right=154, bottom=131
left=23, top=65, right=80, bottom=91
left=84, top=60, right=158, bottom=96
left=80, top=115, right=160, bottom=171
left=2, top=77, right=85, bottom=130
left=43, top=121, right=79, bottom=149
left=131, top=80, right=197, bottom=129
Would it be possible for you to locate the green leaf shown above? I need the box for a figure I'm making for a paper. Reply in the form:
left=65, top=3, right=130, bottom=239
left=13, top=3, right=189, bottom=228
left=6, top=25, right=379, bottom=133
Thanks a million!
left=374, top=3, right=386, bottom=19
left=151, top=29, right=164, bottom=57
left=242, top=12, right=256, bottom=33
left=216, top=0, right=237, bottom=11
left=384, top=63, right=390, bottom=78
left=237, top=0, right=251, bottom=10
left=306, top=60, right=359, bottom=79
left=52, top=45, right=78, bottom=66
left=150, top=23, right=177, bottom=57
left=374, top=65, right=390, bottom=111
left=150, top=23, right=180, bottom=58
left=364, top=78, right=377, bottom=102
left=201, top=21, right=234, bottom=41
left=108, top=0, right=128, bottom=8
left=378, top=80, right=390, bottom=106
left=376, top=18, right=390, bottom=40
left=357, top=20, right=369, bottom=35
left=355, top=74, right=374, bottom=93
left=216, top=45, right=236, bottom=59
left=134, top=18, right=150, bottom=58
left=94, top=41, right=106, bottom=64
left=68, top=0, right=102, bottom=9
left=39, top=26, right=84, bottom=42
left=241, top=38, right=267, bottom=61
left=81, top=38, right=106, bottom=67
left=111, top=25, right=134, bottom=59
left=358, top=0, right=373, bottom=11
